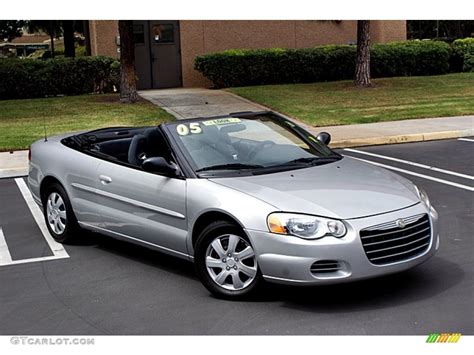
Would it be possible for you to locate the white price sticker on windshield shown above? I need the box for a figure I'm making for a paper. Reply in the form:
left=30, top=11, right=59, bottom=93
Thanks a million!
left=202, top=118, right=241, bottom=126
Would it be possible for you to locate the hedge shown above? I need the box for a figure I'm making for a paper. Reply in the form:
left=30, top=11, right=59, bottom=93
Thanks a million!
left=0, top=56, right=120, bottom=100
left=452, top=37, right=474, bottom=72
left=194, top=40, right=468, bottom=88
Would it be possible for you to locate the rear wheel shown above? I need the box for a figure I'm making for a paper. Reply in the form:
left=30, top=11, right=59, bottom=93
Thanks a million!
left=43, top=183, right=80, bottom=243
left=195, top=220, right=261, bottom=299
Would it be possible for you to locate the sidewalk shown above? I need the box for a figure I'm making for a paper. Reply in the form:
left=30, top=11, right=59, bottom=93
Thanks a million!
left=139, top=88, right=267, bottom=119
left=139, top=88, right=474, bottom=148
left=323, top=115, right=474, bottom=148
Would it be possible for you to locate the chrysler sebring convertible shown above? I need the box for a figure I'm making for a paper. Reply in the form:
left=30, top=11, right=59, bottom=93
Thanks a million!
left=28, top=111, right=439, bottom=298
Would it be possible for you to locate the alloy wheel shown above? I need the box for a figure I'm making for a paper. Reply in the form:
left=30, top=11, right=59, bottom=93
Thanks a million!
left=205, top=234, right=257, bottom=291
left=46, top=192, right=67, bottom=235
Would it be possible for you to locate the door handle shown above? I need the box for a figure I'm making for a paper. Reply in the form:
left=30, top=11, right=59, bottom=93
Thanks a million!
left=99, top=175, right=112, bottom=184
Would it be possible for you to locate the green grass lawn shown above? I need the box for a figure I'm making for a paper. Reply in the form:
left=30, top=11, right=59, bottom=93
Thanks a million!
left=0, top=94, right=174, bottom=151
left=229, top=73, right=474, bottom=127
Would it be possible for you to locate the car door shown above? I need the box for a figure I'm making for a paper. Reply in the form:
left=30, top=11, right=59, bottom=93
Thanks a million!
left=93, top=160, right=188, bottom=258
left=63, top=149, right=103, bottom=228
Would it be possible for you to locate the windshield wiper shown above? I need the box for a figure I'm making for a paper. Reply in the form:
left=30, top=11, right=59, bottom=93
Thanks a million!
left=284, top=156, right=341, bottom=166
left=196, top=163, right=265, bottom=173
left=290, top=156, right=340, bottom=163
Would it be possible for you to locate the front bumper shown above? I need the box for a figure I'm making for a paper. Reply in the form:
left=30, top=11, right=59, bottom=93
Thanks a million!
left=247, top=203, right=439, bottom=285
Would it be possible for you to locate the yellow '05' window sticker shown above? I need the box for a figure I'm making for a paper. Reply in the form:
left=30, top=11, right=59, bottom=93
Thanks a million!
left=176, top=122, right=202, bottom=136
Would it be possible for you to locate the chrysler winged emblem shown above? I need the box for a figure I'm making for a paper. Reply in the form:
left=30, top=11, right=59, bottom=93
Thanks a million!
left=396, top=218, right=406, bottom=229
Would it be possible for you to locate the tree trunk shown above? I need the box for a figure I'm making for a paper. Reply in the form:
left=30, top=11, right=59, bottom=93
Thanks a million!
left=454, top=20, right=463, bottom=39
left=118, top=20, right=138, bottom=103
left=83, top=20, right=92, bottom=56
left=355, top=20, right=372, bottom=88
left=63, top=20, right=75, bottom=57
left=49, top=21, right=55, bottom=58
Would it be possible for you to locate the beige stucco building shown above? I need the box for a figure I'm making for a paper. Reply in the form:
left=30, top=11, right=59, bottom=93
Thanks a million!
left=88, top=20, right=406, bottom=89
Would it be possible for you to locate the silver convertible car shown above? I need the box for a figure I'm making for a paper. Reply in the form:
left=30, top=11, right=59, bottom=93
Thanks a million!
left=28, top=111, right=439, bottom=299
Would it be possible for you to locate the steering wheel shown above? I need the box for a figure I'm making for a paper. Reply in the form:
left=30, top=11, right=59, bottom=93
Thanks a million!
left=248, top=140, right=276, bottom=160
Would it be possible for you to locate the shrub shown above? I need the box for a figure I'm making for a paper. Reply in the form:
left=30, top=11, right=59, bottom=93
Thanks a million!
left=0, top=56, right=119, bottom=100
left=453, top=37, right=474, bottom=53
left=195, top=40, right=454, bottom=88
left=463, top=54, right=474, bottom=72
left=371, top=40, right=451, bottom=77
left=195, top=46, right=357, bottom=88
left=452, top=37, right=474, bottom=72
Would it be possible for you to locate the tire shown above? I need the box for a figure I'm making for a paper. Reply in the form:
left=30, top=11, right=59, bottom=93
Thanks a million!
left=42, top=183, right=80, bottom=243
left=194, top=220, right=262, bottom=299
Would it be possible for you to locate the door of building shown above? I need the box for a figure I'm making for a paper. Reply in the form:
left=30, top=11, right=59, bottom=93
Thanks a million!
left=133, top=20, right=182, bottom=90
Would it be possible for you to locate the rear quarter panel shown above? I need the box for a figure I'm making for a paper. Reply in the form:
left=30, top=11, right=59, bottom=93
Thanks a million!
left=28, top=136, right=102, bottom=226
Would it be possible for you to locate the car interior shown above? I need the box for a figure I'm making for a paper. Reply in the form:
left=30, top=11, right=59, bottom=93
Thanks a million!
left=77, top=123, right=284, bottom=171
left=73, top=127, right=174, bottom=169
left=64, top=118, right=326, bottom=173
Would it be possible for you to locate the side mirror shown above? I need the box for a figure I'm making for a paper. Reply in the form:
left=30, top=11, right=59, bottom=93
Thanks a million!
left=142, top=157, right=178, bottom=176
left=316, top=132, right=331, bottom=145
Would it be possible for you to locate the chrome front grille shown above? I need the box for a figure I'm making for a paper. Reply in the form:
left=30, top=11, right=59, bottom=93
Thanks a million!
left=360, top=214, right=431, bottom=265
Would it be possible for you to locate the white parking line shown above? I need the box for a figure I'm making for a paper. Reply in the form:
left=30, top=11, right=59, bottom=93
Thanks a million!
left=1, top=254, right=69, bottom=266
left=0, top=227, right=13, bottom=265
left=14, top=178, right=69, bottom=258
left=344, top=148, right=474, bottom=181
left=347, top=156, right=474, bottom=192
left=0, top=179, right=70, bottom=267
left=458, top=138, right=474, bottom=142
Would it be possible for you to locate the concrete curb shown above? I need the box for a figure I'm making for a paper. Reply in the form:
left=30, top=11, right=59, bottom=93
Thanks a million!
left=0, top=170, right=28, bottom=179
left=0, top=150, right=29, bottom=179
left=330, top=129, right=474, bottom=149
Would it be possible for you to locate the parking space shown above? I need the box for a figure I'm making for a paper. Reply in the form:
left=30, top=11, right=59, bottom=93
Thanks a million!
left=0, top=138, right=472, bottom=335
left=342, top=138, right=474, bottom=186
left=0, top=178, right=69, bottom=266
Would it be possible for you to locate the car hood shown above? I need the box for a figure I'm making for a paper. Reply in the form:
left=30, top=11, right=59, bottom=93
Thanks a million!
left=209, top=157, right=420, bottom=220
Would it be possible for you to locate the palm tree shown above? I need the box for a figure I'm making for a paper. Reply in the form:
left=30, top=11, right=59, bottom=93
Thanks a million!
left=355, top=20, right=372, bottom=87
left=118, top=20, right=138, bottom=103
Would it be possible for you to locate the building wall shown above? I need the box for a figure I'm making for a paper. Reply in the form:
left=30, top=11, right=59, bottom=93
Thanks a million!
left=89, top=20, right=407, bottom=88
left=180, top=20, right=406, bottom=87
left=89, top=20, right=119, bottom=58
left=371, top=20, right=407, bottom=43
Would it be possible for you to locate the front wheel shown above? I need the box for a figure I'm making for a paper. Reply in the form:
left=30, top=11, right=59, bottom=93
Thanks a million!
left=194, top=220, right=261, bottom=299
left=43, top=183, right=80, bottom=243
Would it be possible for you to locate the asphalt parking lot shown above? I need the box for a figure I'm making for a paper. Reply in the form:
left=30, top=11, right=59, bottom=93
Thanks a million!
left=0, top=137, right=473, bottom=335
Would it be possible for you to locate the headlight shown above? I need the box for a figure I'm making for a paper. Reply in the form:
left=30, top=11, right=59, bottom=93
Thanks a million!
left=415, top=185, right=431, bottom=209
left=267, top=213, right=346, bottom=239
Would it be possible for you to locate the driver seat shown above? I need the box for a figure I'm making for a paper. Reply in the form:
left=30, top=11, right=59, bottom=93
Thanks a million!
left=127, top=128, right=163, bottom=166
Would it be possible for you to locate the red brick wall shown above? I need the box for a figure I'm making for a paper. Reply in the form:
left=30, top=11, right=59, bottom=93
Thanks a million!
left=89, top=20, right=119, bottom=58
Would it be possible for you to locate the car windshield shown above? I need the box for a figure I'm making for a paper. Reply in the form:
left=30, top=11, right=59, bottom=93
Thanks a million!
left=166, top=114, right=341, bottom=176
